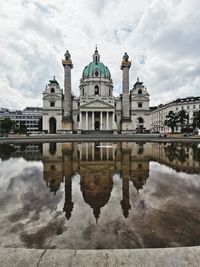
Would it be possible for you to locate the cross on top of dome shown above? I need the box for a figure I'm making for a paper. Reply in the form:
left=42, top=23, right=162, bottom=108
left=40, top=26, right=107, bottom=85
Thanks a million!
left=93, top=45, right=100, bottom=62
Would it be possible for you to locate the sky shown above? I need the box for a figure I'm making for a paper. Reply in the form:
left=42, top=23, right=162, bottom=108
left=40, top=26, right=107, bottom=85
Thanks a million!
left=0, top=0, right=200, bottom=109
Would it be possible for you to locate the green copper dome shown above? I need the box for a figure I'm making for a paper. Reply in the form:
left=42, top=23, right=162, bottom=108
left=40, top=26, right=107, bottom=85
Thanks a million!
left=82, top=48, right=111, bottom=79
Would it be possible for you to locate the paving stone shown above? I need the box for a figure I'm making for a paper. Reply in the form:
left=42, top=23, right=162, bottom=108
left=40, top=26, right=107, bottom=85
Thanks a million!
left=72, top=250, right=109, bottom=267
left=40, top=249, right=75, bottom=267
left=0, top=247, right=200, bottom=267
left=5, top=248, right=42, bottom=267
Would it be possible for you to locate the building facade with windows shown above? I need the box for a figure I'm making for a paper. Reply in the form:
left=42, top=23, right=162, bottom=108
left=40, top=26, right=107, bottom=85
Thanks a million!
left=150, top=96, right=200, bottom=133
left=42, top=48, right=150, bottom=133
left=0, top=107, right=42, bottom=133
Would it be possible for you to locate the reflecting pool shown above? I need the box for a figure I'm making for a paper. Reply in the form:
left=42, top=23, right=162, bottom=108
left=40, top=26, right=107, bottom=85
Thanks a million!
left=0, top=142, right=200, bottom=249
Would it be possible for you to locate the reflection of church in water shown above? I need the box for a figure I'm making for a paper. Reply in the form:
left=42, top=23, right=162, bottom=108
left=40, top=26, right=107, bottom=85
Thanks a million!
left=42, top=142, right=150, bottom=221
left=0, top=141, right=199, bottom=221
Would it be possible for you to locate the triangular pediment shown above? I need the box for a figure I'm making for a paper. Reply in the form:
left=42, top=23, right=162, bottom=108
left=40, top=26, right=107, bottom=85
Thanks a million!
left=80, top=99, right=115, bottom=109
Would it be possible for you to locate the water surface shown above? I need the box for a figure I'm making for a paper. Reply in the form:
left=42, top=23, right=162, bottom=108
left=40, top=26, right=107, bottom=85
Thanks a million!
left=0, top=142, right=200, bottom=249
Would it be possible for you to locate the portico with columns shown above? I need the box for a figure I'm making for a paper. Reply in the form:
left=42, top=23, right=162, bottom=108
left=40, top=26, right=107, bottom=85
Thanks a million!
left=79, top=110, right=115, bottom=131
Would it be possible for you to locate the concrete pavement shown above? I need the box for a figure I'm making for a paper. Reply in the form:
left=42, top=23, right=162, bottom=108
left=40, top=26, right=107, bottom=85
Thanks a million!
left=0, top=133, right=200, bottom=144
left=0, top=246, right=200, bottom=266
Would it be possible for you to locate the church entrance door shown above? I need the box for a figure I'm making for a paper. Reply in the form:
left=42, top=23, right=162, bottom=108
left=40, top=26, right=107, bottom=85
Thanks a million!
left=94, top=112, right=100, bottom=131
left=95, top=121, right=100, bottom=131
left=49, top=117, right=56, bottom=133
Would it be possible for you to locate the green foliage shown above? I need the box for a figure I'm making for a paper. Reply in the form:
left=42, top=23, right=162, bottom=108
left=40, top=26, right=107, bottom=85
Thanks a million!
left=164, top=144, right=189, bottom=163
left=164, top=111, right=177, bottom=132
left=0, top=118, right=14, bottom=134
left=14, top=121, right=27, bottom=134
left=38, top=117, right=43, bottom=131
left=177, top=110, right=189, bottom=130
left=193, top=110, right=200, bottom=129
left=164, top=110, right=189, bottom=132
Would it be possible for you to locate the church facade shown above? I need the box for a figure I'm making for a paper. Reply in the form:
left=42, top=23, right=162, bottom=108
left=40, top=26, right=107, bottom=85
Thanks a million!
left=42, top=48, right=150, bottom=133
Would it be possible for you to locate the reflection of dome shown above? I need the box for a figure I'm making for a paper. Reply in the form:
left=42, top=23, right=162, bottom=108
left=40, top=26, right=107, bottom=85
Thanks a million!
left=80, top=175, right=113, bottom=222
left=131, top=173, right=149, bottom=193
left=43, top=168, right=63, bottom=195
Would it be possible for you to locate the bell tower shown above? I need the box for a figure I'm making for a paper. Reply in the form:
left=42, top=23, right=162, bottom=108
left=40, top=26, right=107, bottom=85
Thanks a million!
left=62, top=50, right=73, bottom=120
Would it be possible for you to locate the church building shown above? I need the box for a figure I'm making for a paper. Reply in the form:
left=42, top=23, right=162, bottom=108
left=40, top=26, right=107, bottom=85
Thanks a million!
left=42, top=48, right=150, bottom=133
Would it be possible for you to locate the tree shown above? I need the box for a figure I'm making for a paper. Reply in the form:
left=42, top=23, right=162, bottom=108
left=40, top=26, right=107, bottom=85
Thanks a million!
left=164, top=111, right=178, bottom=132
left=193, top=110, right=200, bottom=129
left=19, top=121, right=27, bottom=134
left=38, top=117, right=43, bottom=131
left=177, top=110, right=189, bottom=132
left=13, top=121, right=27, bottom=134
left=0, top=118, right=14, bottom=134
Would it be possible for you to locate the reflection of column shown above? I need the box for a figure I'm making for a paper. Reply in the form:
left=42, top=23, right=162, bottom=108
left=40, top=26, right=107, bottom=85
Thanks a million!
left=86, top=111, right=88, bottom=130
left=92, top=143, right=94, bottom=160
left=80, top=112, right=82, bottom=129
left=120, top=150, right=131, bottom=218
left=100, top=146, right=103, bottom=160
left=107, top=143, right=109, bottom=160
left=107, top=112, right=109, bottom=130
left=112, top=146, right=115, bottom=160
left=79, top=145, right=82, bottom=160
left=120, top=175, right=131, bottom=218
left=92, top=112, right=94, bottom=130
left=86, top=143, right=88, bottom=161
left=63, top=176, right=74, bottom=220
left=63, top=149, right=74, bottom=220
left=100, top=112, right=103, bottom=130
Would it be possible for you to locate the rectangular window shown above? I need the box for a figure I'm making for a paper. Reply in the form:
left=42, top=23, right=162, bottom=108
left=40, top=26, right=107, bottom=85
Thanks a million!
left=50, top=102, right=55, bottom=107
left=187, top=105, right=189, bottom=109
left=193, top=105, right=196, bottom=109
left=138, top=103, right=142, bottom=108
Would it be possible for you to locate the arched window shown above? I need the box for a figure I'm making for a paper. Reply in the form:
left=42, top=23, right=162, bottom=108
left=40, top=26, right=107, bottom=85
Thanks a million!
left=51, top=88, right=55, bottom=93
left=138, top=117, right=144, bottom=124
left=138, top=89, right=142, bottom=94
left=95, top=71, right=99, bottom=77
left=95, top=85, right=99, bottom=95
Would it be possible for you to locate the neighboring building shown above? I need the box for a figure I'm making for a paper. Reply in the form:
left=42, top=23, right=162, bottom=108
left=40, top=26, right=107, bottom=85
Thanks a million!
left=150, top=96, right=200, bottom=133
left=0, top=107, right=42, bottom=133
left=42, top=48, right=150, bottom=133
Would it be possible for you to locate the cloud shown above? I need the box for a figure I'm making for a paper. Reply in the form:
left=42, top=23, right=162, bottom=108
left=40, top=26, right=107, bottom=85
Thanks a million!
left=0, top=0, right=199, bottom=109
